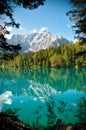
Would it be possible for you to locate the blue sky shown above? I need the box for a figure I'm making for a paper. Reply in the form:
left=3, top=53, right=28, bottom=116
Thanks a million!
left=8, top=0, right=74, bottom=41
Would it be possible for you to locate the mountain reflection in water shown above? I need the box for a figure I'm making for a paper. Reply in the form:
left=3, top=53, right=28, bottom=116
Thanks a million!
left=0, top=68, right=86, bottom=126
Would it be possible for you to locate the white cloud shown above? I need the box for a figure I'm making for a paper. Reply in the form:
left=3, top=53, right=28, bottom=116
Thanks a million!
left=29, top=29, right=38, bottom=34
left=5, top=34, right=12, bottom=39
left=5, top=26, right=12, bottom=39
left=67, top=24, right=72, bottom=28
left=73, top=38, right=79, bottom=44
left=19, top=26, right=24, bottom=30
left=6, top=26, right=12, bottom=32
left=39, top=27, right=48, bottom=32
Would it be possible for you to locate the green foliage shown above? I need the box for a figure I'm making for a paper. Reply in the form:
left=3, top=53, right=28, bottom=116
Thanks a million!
left=0, top=23, right=21, bottom=60
left=45, top=96, right=57, bottom=127
left=57, top=99, right=67, bottom=122
left=67, top=0, right=86, bottom=42
left=50, top=53, right=60, bottom=67
left=0, top=0, right=45, bottom=28
left=4, top=108, right=20, bottom=117
left=76, top=96, right=86, bottom=123
left=0, top=0, right=45, bottom=60
left=0, top=43, right=86, bottom=68
left=33, top=106, right=43, bottom=130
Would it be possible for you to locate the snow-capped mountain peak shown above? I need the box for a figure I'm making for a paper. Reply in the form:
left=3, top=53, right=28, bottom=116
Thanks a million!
left=8, top=27, right=70, bottom=52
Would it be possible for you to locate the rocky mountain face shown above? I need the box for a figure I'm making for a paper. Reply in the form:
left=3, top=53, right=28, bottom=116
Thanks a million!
left=8, top=27, right=70, bottom=53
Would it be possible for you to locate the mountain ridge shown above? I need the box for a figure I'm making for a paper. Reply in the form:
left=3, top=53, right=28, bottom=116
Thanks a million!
left=8, top=27, right=70, bottom=53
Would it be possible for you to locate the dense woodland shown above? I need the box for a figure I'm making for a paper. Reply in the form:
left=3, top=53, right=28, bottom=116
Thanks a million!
left=0, top=42, right=86, bottom=68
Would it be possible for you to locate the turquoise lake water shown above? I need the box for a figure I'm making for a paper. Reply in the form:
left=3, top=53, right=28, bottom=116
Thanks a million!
left=0, top=68, right=86, bottom=127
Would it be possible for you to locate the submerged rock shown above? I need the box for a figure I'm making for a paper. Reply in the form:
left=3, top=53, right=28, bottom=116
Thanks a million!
left=0, top=112, right=34, bottom=130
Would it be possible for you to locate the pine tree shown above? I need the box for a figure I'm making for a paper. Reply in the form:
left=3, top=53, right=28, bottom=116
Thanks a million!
left=67, top=0, right=86, bottom=43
